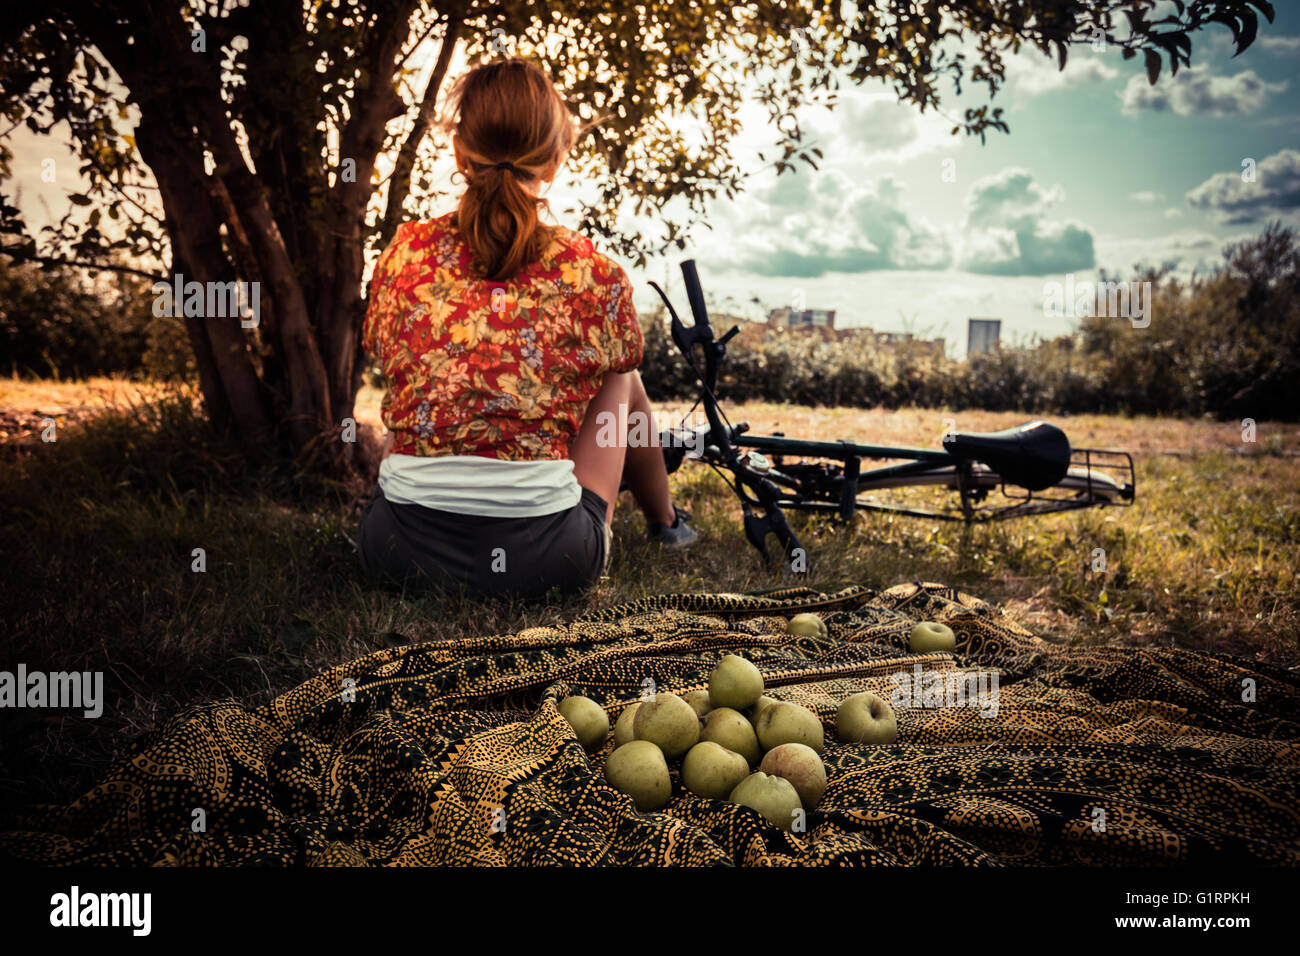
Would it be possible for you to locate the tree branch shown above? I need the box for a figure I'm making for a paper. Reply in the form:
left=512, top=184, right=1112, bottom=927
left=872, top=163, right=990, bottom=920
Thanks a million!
left=334, top=0, right=421, bottom=226
left=380, top=17, right=461, bottom=249
left=316, top=1, right=422, bottom=428
left=3, top=252, right=164, bottom=282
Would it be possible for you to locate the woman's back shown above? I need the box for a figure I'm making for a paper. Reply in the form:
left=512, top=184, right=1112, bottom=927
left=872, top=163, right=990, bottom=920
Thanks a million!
left=364, top=210, right=643, bottom=463
left=356, top=57, right=694, bottom=601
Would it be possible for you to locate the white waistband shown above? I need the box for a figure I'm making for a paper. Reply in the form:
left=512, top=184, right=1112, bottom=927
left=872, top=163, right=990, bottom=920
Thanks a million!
left=378, top=454, right=583, bottom=518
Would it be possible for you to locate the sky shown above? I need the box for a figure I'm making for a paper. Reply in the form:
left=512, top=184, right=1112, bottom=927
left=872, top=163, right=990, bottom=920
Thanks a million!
left=593, top=12, right=1300, bottom=355
left=7, top=5, right=1300, bottom=357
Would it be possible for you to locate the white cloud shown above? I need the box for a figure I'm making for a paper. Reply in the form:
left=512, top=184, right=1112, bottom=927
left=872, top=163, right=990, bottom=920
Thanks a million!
left=1093, top=229, right=1239, bottom=277
left=716, top=165, right=1100, bottom=279
left=958, top=168, right=1095, bottom=275
left=1257, top=34, right=1300, bottom=53
left=1129, top=191, right=1163, bottom=203
left=1119, top=67, right=1288, bottom=117
left=1186, top=149, right=1300, bottom=224
left=964, top=169, right=1064, bottom=229
left=725, top=169, right=952, bottom=277
left=1005, top=51, right=1118, bottom=95
left=803, top=88, right=955, bottom=167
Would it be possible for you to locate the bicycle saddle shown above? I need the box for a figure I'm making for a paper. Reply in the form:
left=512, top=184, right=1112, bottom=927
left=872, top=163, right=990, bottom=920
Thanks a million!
left=945, top=420, right=1070, bottom=491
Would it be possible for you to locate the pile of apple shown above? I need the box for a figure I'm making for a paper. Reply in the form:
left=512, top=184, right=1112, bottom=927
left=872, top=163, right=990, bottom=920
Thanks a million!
left=556, top=611, right=925, bottom=833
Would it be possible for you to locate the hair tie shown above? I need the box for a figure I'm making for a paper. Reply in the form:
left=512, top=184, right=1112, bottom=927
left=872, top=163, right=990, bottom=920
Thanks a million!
left=490, top=161, right=524, bottom=175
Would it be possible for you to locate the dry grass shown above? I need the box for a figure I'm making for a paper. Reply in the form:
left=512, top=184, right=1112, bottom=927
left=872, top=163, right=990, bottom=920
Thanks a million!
left=1, top=380, right=1297, bottom=806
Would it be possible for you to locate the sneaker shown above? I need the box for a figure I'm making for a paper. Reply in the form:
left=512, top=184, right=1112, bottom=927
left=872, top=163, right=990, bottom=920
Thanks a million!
left=648, top=505, right=699, bottom=549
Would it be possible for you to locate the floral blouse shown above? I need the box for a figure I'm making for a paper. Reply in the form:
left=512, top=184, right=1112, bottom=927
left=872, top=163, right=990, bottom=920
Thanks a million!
left=363, top=212, right=644, bottom=461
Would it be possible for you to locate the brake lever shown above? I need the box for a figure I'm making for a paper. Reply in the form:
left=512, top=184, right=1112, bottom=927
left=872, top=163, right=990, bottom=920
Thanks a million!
left=649, top=280, right=703, bottom=360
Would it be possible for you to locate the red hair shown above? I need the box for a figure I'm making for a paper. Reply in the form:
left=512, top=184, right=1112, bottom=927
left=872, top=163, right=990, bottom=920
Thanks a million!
left=447, top=60, right=575, bottom=282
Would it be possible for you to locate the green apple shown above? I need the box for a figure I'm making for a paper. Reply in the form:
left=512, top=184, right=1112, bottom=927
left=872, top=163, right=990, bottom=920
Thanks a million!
left=708, top=654, right=764, bottom=710
left=729, top=772, right=803, bottom=832
left=604, top=740, right=671, bottom=811
left=837, top=691, right=898, bottom=745
left=558, top=695, right=610, bottom=752
left=910, top=620, right=956, bottom=653
left=786, top=612, right=827, bottom=637
left=759, top=742, right=827, bottom=809
left=682, top=741, right=750, bottom=800
left=684, top=690, right=713, bottom=719
left=747, top=695, right=780, bottom=727
left=633, top=692, right=700, bottom=759
left=755, top=701, right=825, bottom=754
left=613, top=702, right=641, bottom=747
left=700, top=707, right=761, bottom=765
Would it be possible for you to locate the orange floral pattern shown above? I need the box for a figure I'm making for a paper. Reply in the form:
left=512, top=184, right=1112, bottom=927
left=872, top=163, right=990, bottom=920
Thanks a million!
left=363, top=212, right=644, bottom=460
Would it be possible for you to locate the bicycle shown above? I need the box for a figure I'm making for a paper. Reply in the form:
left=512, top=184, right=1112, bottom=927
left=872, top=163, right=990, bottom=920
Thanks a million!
left=645, top=260, right=1136, bottom=570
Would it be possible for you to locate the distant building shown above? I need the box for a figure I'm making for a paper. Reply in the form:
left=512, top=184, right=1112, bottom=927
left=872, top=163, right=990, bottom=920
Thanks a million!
left=768, top=307, right=836, bottom=329
left=967, top=318, right=1001, bottom=355
left=871, top=330, right=946, bottom=357
left=749, top=309, right=946, bottom=355
left=873, top=331, right=909, bottom=345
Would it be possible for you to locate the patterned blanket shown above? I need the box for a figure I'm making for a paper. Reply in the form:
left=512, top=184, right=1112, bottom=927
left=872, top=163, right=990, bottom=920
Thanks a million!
left=4, top=582, right=1299, bottom=866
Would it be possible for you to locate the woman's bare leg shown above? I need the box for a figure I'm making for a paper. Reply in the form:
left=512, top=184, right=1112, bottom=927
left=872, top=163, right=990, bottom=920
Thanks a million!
left=622, top=370, right=676, bottom=525
left=570, top=372, right=631, bottom=524
left=571, top=370, right=677, bottom=525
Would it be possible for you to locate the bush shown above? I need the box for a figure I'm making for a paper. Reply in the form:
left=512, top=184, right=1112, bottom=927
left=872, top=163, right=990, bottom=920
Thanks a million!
left=9, top=224, right=1297, bottom=424
left=0, top=255, right=181, bottom=379
left=640, top=222, right=1300, bottom=422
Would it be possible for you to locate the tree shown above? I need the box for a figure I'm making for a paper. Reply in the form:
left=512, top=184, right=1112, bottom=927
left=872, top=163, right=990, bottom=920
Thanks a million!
left=0, top=0, right=1275, bottom=480
left=1196, top=221, right=1300, bottom=418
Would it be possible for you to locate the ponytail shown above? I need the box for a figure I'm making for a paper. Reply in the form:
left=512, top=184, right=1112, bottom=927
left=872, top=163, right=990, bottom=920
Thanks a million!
left=447, top=60, right=575, bottom=282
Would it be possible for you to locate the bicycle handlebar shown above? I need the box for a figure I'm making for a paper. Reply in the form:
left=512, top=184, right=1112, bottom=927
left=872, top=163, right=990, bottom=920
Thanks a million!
left=680, top=259, right=711, bottom=333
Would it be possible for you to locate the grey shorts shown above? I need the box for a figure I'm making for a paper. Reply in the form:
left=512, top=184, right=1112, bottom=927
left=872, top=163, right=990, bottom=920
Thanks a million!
left=356, top=485, right=612, bottom=600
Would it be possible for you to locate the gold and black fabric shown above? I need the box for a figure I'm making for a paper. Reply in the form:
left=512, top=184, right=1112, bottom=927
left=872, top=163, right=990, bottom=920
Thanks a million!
left=3, top=582, right=1298, bottom=866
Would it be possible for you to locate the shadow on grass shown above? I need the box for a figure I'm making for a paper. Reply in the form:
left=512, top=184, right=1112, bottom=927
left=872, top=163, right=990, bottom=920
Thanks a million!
left=3, top=390, right=1297, bottom=806
left=0, top=392, right=597, bottom=805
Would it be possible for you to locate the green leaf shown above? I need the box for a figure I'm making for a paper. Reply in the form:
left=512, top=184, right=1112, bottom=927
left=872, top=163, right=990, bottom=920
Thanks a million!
left=1236, top=13, right=1258, bottom=53
left=1144, top=48, right=1161, bottom=84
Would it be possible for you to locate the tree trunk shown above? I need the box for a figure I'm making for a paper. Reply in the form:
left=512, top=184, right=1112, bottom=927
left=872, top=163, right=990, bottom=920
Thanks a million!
left=134, top=117, right=277, bottom=459
left=75, top=2, right=435, bottom=483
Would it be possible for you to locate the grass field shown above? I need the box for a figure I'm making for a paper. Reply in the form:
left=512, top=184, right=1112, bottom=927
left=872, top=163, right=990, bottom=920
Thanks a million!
left=2, top=376, right=1298, bottom=806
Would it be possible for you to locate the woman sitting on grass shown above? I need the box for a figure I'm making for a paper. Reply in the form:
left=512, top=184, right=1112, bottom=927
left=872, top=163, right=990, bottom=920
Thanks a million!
left=358, top=58, right=697, bottom=600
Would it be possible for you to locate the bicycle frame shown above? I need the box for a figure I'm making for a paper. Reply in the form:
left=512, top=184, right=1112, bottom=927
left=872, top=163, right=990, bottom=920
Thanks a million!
left=651, top=260, right=1136, bottom=569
